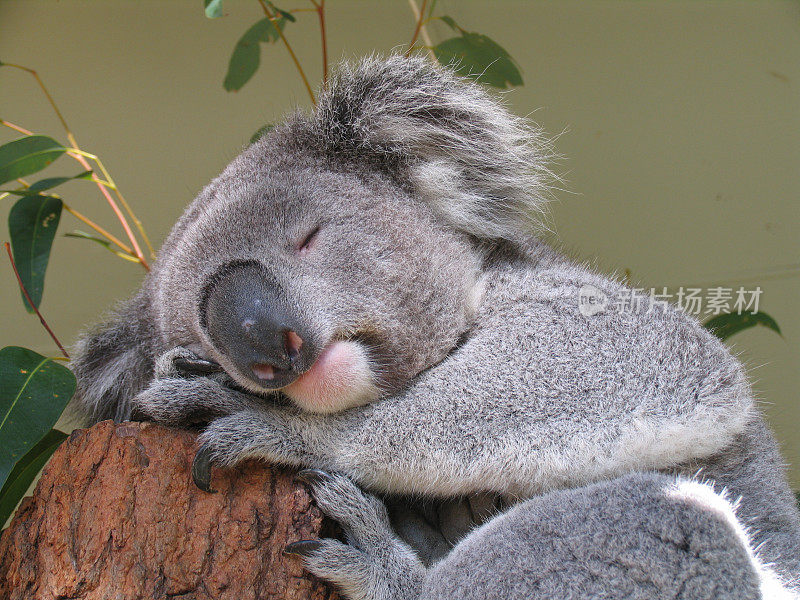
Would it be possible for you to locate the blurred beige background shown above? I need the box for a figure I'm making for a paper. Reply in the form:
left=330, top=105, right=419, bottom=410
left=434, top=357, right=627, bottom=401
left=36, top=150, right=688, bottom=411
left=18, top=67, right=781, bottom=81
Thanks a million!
left=1, top=0, right=798, bottom=488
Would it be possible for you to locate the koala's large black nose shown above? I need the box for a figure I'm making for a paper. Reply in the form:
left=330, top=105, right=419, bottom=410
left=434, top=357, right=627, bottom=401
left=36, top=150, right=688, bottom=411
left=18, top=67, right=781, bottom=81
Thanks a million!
left=202, top=263, right=315, bottom=389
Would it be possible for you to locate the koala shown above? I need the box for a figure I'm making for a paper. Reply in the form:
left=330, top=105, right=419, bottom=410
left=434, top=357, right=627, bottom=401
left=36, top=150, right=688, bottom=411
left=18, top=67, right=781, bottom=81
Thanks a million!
left=71, top=55, right=800, bottom=599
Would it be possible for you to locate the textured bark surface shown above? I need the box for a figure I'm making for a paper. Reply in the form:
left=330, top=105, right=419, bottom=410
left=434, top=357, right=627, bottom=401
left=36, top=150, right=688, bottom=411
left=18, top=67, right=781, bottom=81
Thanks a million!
left=0, top=421, right=340, bottom=600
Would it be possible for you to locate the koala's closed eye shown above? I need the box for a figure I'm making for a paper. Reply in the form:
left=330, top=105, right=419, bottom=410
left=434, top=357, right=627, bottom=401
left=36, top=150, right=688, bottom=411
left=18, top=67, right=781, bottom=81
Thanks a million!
left=297, top=226, right=320, bottom=255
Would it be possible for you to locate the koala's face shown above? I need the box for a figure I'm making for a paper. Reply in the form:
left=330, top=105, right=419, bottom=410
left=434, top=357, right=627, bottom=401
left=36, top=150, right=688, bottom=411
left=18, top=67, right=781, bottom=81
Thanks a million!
left=154, top=161, right=483, bottom=414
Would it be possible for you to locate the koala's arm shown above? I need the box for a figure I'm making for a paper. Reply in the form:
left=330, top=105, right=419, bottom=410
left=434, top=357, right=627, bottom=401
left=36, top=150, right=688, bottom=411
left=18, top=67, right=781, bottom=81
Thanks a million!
left=141, top=256, right=754, bottom=498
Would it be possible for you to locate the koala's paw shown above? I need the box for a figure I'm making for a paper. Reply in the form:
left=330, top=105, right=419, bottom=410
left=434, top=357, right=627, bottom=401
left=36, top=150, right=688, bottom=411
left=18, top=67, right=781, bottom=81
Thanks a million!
left=286, top=470, right=426, bottom=600
left=133, top=377, right=220, bottom=425
left=135, top=373, right=258, bottom=431
left=192, top=408, right=316, bottom=492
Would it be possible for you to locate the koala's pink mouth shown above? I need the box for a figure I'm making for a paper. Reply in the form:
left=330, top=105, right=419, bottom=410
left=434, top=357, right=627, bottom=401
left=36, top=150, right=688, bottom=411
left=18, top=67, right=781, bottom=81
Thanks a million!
left=282, top=340, right=377, bottom=413
left=252, top=363, right=277, bottom=380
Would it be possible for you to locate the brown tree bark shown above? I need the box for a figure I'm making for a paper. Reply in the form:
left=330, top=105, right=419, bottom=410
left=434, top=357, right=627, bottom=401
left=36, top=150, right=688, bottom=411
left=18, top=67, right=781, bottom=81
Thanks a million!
left=0, top=421, right=340, bottom=600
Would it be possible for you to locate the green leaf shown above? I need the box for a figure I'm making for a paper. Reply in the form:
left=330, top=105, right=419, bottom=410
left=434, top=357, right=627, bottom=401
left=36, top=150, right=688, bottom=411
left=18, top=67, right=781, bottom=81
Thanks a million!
left=0, top=136, right=67, bottom=186
left=204, top=0, right=224, bottom=18
left=438, top=15, right=459, bottom=31
left=1, top=189, right=59, bottom=199
left=0, top=171, right=93, bottom=197
left=64, top=229, right=113, bottom=249
left=0, top=428, right=66, bottom=525
left=65, top=230, right=140, bottom=262
left=703, top=311, right=782, bottom=341
left=433, top=24, right=523, bottom=89
left=250, top=123, right=274, bottom=144
left=266, top=1, right=296, bottom=22
left=0, top=347, right=75, bottom=492
left=28, top=171, right=93, bottom=192
left=8, top=194, right=63, bottom=311
left=224, top=16, right=288, bottom=92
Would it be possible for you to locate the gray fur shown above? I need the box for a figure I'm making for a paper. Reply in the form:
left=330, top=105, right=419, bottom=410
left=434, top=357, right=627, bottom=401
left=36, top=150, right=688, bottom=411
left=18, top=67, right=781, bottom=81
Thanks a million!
left=70, top=55, right=800, bottom=598
left=71, top=290, right=155, bottom=423
left=310, top=56, right=555, bottom=244
left=301, top=470, right=774, bottom=600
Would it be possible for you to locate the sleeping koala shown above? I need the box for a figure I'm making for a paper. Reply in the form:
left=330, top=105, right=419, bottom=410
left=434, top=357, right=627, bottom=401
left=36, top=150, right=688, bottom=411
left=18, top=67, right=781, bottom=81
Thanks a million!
left=71, top=55, right=800, bottom=599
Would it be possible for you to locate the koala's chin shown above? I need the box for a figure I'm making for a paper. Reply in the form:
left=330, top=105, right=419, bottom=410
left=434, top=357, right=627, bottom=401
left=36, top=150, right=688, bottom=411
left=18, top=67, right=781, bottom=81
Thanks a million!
left=281, top=340, right=379, bottom=413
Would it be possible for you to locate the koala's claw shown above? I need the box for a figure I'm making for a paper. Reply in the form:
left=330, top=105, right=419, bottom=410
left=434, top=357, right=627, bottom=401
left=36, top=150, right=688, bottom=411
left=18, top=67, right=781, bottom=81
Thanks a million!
left=284, top=540, right=323, bottom=557
left=191, top=443, right=217, bottom=493
left=296, top=468, right=335, bottom=486
left=173, top=356, right=223, bottom=376
left=288, top=471, right=426, bottom=600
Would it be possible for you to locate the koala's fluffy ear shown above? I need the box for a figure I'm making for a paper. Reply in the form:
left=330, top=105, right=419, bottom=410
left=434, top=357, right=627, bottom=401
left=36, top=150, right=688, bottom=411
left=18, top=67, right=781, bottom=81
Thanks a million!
left=70, top=291, right=155, bottom=424
left=310, top=55, right=555, bottom=242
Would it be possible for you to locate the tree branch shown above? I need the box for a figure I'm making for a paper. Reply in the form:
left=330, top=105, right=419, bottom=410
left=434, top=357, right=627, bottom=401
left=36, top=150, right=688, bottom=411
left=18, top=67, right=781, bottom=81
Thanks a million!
left=4, top=242, right=69, bottom=359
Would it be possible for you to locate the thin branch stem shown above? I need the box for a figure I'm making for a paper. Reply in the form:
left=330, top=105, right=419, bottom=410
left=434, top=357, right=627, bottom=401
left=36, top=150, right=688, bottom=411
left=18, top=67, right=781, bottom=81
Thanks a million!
left=1, top=66, right=153, bottom=266
left=62, top=204, right=135, bottom=256
left=407, top=0, right=428, bottom=55
left=4, top=242, right=70, bottom=359
left=65, top=148, right=149, bottom=269
left=406, top=0, right=436, bottom=59
left=1, top=178, right=134, bottom=256
left=69, top=149, right=155, bottom=258
left=1, top=119, right=149, bottom=269
left=3, top=63, right=78, bottom=148
left=315, top=0, right=328, bottom=84
left=257, top=0, right=316, bottom=104
left=0, top=118, right=32, bottom=136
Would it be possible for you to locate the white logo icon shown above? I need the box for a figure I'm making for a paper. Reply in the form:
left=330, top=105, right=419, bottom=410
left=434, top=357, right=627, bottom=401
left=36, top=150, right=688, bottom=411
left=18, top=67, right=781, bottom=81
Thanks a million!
left=578, top=285, right=607, bottom=316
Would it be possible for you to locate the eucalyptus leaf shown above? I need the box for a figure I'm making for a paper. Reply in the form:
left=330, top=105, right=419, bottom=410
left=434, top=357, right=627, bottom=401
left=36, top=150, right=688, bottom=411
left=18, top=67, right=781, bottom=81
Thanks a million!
left=8, top=194, right=63, bottom=311
left=0, top=428, right=67, bottom=526
left=65, top=230, right=113, bottom=249
left=0, top=171, right=93, bottom=197
left=250, top=123, right=274, bottom=144
left=204, top=0, right=224, bottom=18
left=0, top=136, right=66, bottom=186
left=224, top=16, right=288, bottom=92
left=1, top=190, right=60, bottom=199
left=0, top=347, right=76, bottom=492
left=65, top=230, right=141, bottom=262
left=266, top=1, right=296, bottom=22
left=433, top=18, right=523, bottom=89
left=703, top=311, right=781, bottom=341
left=438, top=15, right=459, bottom=31
left=28, top=171, right=93, bottom=192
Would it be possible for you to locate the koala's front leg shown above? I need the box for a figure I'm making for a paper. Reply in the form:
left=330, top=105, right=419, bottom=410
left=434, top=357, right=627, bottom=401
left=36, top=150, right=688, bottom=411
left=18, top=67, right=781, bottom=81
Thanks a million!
left=133, top=347, right=266, bottom=426
left=286, top=470, right=425, bottom=600
left=194, top=408, right=331, bottom=474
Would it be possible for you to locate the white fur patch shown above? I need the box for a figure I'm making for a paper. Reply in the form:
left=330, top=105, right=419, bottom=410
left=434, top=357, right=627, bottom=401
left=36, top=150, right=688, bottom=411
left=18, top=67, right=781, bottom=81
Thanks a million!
left=667, top=479, right=799, bottom=599
left=284, top=340, right=378, bottom=414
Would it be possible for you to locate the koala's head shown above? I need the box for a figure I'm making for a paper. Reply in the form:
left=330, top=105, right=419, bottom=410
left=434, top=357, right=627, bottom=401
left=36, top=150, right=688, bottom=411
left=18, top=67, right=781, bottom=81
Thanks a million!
left=146, top=55, right=553, bottom=414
